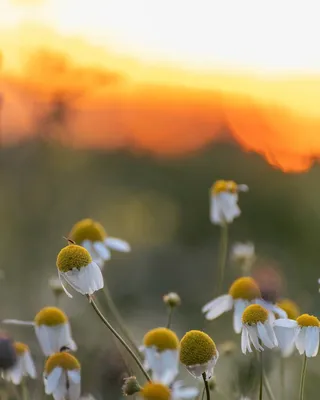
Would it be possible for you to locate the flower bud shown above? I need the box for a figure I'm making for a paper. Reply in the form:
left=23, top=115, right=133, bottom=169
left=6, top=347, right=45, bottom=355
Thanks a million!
left=163, top=292, right=181, bottom=308
left=122, top=376, right=141, bottom=396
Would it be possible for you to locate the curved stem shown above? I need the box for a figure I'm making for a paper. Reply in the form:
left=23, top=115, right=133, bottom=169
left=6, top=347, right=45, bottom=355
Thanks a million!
left=280, top=356, right=285, bottom=400
left=259, top=351, right=263, bottom=400
left=299, top=354, right=308, bottom=400
left=263, top=371, right=276, bottom=400
left=202, top=373, right=210, bottom=400
left=101, top=284, right=141, bottom=359
left=88, top=295, right=151, bottom=382
left=166, top=307, right=174, bottom=329
left=215, top=223, right=228, bottom=295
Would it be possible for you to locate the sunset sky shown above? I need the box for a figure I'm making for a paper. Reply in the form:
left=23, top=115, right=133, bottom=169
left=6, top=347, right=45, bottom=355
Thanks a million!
left=2, top=0, right=320, bottom=171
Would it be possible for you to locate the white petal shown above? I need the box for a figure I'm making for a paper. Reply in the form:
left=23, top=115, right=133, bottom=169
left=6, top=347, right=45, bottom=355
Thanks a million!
left=105, top=237, right=131, bottom=252
left=273, top=325, right=297, bottom=356
left=218, top=192, right=241, bottom=223
left=9, top=362, right=23, bottom=385
left=58, top=271, right=73, bottom=298
left=241, top=326, right=252, bottom=354
left=68, top=370, right=81, bottom=384
left=273, top=319, right=298, bottom=329
left=233, top=299, right=249, bottom=333
left=305, top=327, right=319, bottom=357
left=82, top=240, right=93, bottom=253
left=52, top=373, right=67, bottom=400
left=247, top=325, right=263, bottom=351
left=210, top=195, right=222, bottom=225
left=144, top=348, right=178, bottom=385
left=238, top=184, right=249, bottom=192
left=68, top=380, right=81, bottom=400
left=295, top=327, right=306, bottom=355
left=172, top=382, right=199, bottom=400
left=93, top=242, right=111, bottom=260
left=64, top=262, right=104, bottom=295
left=257, top=322, right=275, bottom=349
left=2, top=319, right=35, bottom=326
left=24, top=351, right=37, bottom=379
left=45, top=367, right=63, bottom=394
left=202, top=294, right=233, bottom=320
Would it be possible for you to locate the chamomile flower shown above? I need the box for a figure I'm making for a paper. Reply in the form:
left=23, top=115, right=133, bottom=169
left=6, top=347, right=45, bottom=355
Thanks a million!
left=44, top=352, right=81, bottom=400
left=210, top=180, right=248, bottom=225
left=4, top=342, right=36, bottom=384
left=3, top=307, right=77, bottom=356
left=180, top=330, right=219, bottom=379
left=274, top=314, right=320, bottom=358
left=70, top=218, right=131, bottom=265
left=141, top=328, right=180, bottom=384
left=57, top=243, right=103, bottom=297
left=241, top=304, right=278, bottom=354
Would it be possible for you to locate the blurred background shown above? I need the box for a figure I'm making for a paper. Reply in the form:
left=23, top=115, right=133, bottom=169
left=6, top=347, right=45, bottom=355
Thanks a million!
left=2, top=0, right=320, bottom=399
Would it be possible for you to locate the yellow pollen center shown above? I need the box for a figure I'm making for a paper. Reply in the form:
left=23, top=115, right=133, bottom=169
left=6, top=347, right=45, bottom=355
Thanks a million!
left=35, top=307, right=68, bottom=326
left=14, top=342, right=29, bottom=355
left=242, top=304, right=268, bottom=325
left=211, top=180, right=237, bottom=194
left=180, top=330, right=217, bottom=366
left=45, top=352, right=81, bottom=375
left=277, top=299, right=300, bottom=320
left=140, top=383, right=171, bottom=400
left=69, top=218, right=107, bottom=244
left=143, top=328, right=179, bottom=351
left=56, top=244, right=92, bottom=272
left=296, top=314, right=320, bottom=327
left=229, top=277, right=261, bottom=301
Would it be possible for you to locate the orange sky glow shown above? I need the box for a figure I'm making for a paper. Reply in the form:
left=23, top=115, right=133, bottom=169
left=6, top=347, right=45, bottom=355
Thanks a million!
left=2, top=0, right=320, bottom=172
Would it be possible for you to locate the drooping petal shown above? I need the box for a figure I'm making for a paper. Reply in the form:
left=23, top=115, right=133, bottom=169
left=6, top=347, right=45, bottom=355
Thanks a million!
left=295, top=327, right=306, bottom=355
left=44, top=367, right=63, bottom=394
left=273, top=319, right=298, bottom=329
left=93, top=242, right=111, bottom=260
left=247, top=325, right=263, bottom=351
left=144, top=348, right=179, bottom=385
left=105, top=237, right=131, bottom=252
left=273, top=323, right=297, bottom=357
left=210, top=195, right=223, bottom=225
left=202, top=294, right=233, bottom=320
left=68, top=370, right=81, bottom=384
left=2, top=320, right=35, bottom=326
left=64, top=262, right=103, bottom=295
left=218, top=192, right=241, bottom=223
left=24, top=351, right=37, bottom=379
left=9, top=361, right=23, bottom=385
left=233, top=299, right=249, bottom=333
left=241, top=326, right=252, bottom=354
left=172, top=382, right=199, bottom=400
left=257, top=322, right=277, bottom=349
left=305, top=326, right=319, bottom=357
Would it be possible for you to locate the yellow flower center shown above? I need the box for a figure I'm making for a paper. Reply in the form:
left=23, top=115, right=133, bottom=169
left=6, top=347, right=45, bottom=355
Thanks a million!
left=140, top=383, right=171, bottom=400
left=56, top=244, right=92, bottom=272
left=229, top=277, right=261, bottom=301
left=180, top=330, right=217, bottom=366
left=276, top=299, right=300, bottom=320
left=296, top=314, right=320, bottom=327
left=143, top=328, right=179, bottom=351
left=45, top=352, right=80, bottom=375
left=211, top=180, right=237, bottom=194
left=242, top=304, right=268, bottom=325
left=14, top=342, right=29, bottom=355
left=69, top=218, right=107, bottom=244
left=34, top=307, right=68, bottom=326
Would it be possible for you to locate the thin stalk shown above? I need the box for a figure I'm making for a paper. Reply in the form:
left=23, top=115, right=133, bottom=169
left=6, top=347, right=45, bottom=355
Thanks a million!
left=299, top=354, right=308, bottom=400
left=263, top=372, right=276, bottom=400
left=280, top=356, right=285, bottom=400
left=21, top=380, right=29, bottom=400
left=202, top=373, right=210, bottom=400
left=102, top=284, right=141, bottom=359
left=200, top=386, right=205, bottom=400
left=259, top=351, right=263, bottom=400
left=215, top=222, right=228, bottom=295
left=87, top=295, right=151, bottom=382
left=166, top=307, right=174, bottom=329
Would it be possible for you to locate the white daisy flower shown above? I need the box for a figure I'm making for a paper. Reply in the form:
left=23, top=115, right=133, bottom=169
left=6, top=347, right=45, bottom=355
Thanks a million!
left=70, top=218, right=131, bottom=266
left=231, top=242, right=256, bottom=274
left=139, top=380, right=198, bottom=400
left=180, top=330, right=219, bottom=380
left=3, top=342, right=36, bottom=384
left=140, top=328, right=180, bottom=385
left=241, top=304, right=278, bottom=354
left=44, top=351, right=81, bottom=400
left=273, top=299, right=300, bottom=357
left=210, top=180, right=248, bottom=225
left=202, top=277, right=263, bottom=333
left=274, top=314, right=320, bottom=358
left=3, top=307, right=77, bottom=357
left=56, top=243, right=104, bottom=297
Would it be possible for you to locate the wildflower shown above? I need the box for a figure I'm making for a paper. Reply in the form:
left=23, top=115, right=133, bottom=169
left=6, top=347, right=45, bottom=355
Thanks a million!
left=276, top=299, right=300, bottom=320
left=4, top=342, right=36, bottom=384
left=3, top=307, right=77, bottom=356
left=141, top=328, right=180, bottom=384
left=44, top=352, right=81, bottom=400
left=163, top=293, right=181, bottom=308
left=56, top=243, right=103, bottom=297
left=210, top=180, right=248, bottom=225
left=231, top=242, right=255, bottom=274
left=0, top=334, right=17, bottom=371
left=122, top=376, right=141, bottom=396
left=274, top=314, right=320, bottom=357
left=241, top=304, right=278, bottom=353
left=180, top=330, right=218, bottom=379
left=69, top=218, right=131, bottom=265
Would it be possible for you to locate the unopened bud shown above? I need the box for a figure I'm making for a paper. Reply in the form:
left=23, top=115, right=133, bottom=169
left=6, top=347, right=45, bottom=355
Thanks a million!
left=0, top=333, right=17, bottom=371
left=163, top=292, right=181, bottom=308
left=48, top=276, right=64, bottom=297
left=122, top=376, right=141, bottom=396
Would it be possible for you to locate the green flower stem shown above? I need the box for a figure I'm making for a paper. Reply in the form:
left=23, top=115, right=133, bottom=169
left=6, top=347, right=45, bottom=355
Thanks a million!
left=216, top=222, right=228, bottom=295
left=21, top=379, right=29, bottom=400
left=263, top=371, right=276, bottom=400
left=202, top=373, right=210, bottom=400
left=299, top=354, right=308, bottom=400
left=166, top=307, right=174, bottom=329
left=280, top=356, right=285, bottom=400
left=88, top=295, right=151, bottom=382
left=259, top=351, right=263, bottom=400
